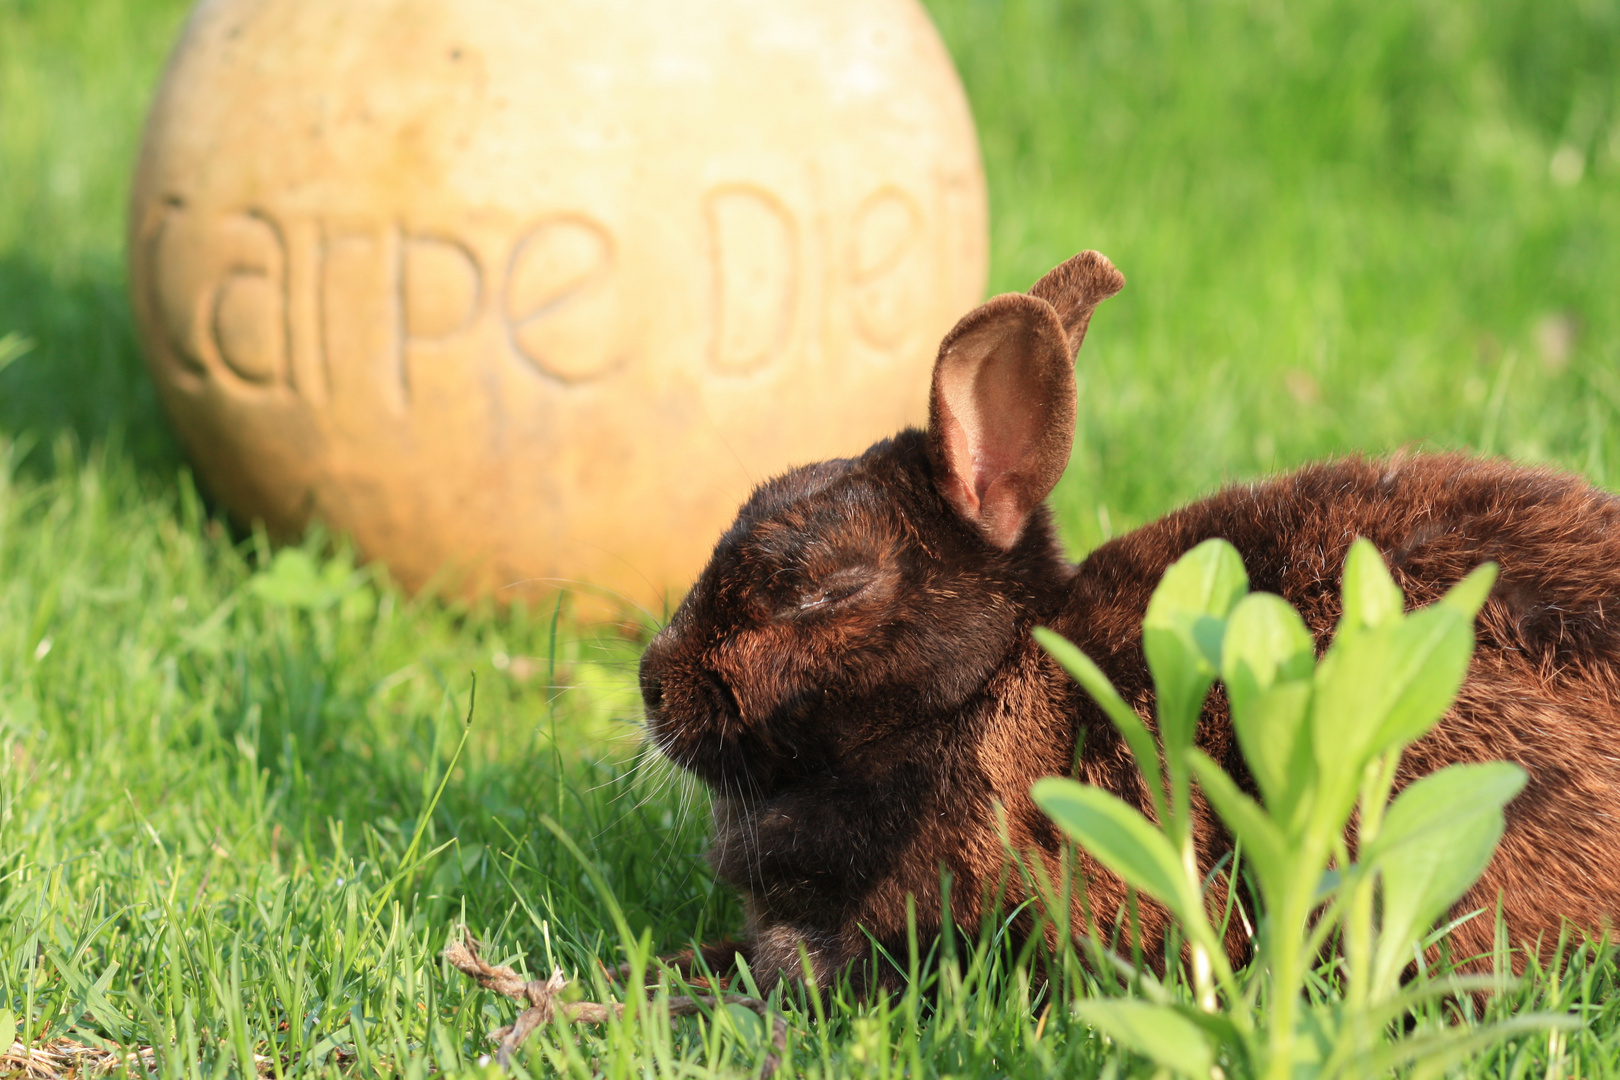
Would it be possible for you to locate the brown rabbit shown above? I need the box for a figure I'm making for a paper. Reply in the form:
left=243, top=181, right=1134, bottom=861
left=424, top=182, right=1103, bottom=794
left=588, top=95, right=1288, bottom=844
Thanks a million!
left=638, top=251, right=1620, bottom=992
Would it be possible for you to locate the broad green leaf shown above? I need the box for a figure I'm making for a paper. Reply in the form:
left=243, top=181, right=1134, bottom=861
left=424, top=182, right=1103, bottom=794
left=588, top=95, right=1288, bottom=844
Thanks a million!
left=1370, top=762, right=1527, bottom=995
left=249, top=548, right=367, bottom=611
left=1034, top=627, right=1165, bottom=820
left=1438, top=561, right=1499, bottom=620
left=1168, top=1006, right=1249, bottom=1067
left=1369, top=761, right=1527, bottom=863
left=723, top=1003, right=768, bottom=1051
left=1074, top=999, right=1215, bottom=1079
left=1340, top=538, right=1403, bottom=632
left=1143, top=540, right=1249, bottom=754
left=1238, top=682, right=1314, bottom=824
left=1221, top=593, right=1316, bottom=707
left=1305, top=638, right=1387, bottom=812
left=249, top=548, right=326, bottom=607
left=1187, top=750, right=1287, bottom=897
left=1031, top=778, right=1200, bottom=925
left=1220, top=594, right=1315, bottom=813
left=1145, top=539, right=1249, bottom=633
left=1370, top=605, right=1477, bottom=751
left=1142, top=619, right=1217, bottom=757
left=1311, top=604, right=1475, bottom=807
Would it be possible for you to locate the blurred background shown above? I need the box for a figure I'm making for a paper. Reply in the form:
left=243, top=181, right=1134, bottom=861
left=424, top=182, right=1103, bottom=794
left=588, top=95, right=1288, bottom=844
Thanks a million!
left=2, top=0, right=1617, bottom=553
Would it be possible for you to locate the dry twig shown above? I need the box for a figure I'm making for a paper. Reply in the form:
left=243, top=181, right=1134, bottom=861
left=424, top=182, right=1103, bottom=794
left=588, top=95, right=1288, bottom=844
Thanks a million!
left=442, top=927, right=788, bottom=1074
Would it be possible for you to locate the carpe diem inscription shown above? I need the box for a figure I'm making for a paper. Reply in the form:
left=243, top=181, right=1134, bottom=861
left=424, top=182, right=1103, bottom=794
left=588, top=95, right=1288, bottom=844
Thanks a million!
left=140, top=182, right=941, bottom=413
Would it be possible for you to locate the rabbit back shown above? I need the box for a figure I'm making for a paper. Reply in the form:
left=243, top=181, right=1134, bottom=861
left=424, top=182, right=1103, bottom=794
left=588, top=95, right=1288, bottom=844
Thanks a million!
left=1044, top=453, right=1620, bottom=968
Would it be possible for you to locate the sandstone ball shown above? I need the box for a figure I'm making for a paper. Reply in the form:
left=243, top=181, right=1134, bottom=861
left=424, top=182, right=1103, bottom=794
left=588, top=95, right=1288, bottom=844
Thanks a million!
left=129, top=0, right=988, bottom=614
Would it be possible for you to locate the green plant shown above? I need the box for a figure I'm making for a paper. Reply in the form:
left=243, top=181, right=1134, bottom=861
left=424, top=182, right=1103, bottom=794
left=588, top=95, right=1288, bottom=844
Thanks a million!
left=1032, top=538, right=1576, bottom=1080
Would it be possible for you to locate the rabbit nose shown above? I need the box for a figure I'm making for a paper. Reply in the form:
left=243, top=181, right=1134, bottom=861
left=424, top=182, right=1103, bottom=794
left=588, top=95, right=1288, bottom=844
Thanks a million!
left=639, top=633, right=673, bottom=713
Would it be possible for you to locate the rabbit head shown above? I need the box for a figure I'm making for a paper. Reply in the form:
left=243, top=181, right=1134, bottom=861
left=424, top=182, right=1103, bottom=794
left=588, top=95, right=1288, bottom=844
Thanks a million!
left=640, top=252, right=1126, bottom=798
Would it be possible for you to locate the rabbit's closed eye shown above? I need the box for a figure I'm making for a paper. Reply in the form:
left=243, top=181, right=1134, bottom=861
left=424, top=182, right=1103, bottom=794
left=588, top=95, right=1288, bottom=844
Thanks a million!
left=794, top=569, right=877, bottom=612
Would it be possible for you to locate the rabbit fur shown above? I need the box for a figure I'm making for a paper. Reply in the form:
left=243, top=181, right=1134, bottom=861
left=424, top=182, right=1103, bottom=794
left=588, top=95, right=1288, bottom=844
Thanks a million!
left=638, top=250, right=1620, bottom=991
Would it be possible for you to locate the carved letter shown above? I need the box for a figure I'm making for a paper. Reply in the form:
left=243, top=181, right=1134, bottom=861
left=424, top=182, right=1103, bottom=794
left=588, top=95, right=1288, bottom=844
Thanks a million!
left=503, top=216, right=623, bottom=384
left=705, top=187, right=797, bottom=375
left=211, top=213, right=290, bottom=385
left=146, top=202, right=291, bottom=388
left=322, top=224, right=407, bottom=412
left=849, top=187, right=924, bottom=350
left=403, top=234, right=482, bottom=342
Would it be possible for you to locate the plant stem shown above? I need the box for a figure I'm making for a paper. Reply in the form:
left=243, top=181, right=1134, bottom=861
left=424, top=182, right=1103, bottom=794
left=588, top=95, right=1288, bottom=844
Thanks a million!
left=1263, top=892, right=1305, bottom=1080
left=1182, top=836, right=1218, bottom=1012
left=1345, top=754, right=1393, bottom=1019
left=1263, top=830, right=1336, bottom=1080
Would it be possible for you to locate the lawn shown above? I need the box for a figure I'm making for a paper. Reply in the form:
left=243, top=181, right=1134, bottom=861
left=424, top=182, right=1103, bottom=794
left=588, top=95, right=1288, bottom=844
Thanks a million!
left=2, top=0, right=1619, bottom=1075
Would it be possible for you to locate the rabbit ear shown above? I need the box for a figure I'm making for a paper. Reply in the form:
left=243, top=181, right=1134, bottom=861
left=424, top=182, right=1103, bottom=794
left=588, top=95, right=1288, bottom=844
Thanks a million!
left=927, top=293, right=1075, bottom=549
left=1029, top=249, right=1126, bottom=359
left=927, top=251, right=1124, bottom=550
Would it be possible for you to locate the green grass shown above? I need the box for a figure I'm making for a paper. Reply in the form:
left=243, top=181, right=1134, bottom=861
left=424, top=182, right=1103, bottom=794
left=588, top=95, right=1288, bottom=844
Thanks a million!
left=2, top=0, right=1620, bottom=1075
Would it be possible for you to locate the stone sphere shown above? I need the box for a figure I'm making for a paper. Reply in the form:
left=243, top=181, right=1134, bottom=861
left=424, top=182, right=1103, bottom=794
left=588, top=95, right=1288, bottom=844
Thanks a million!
left=129, top=0, right=987, bottom=614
